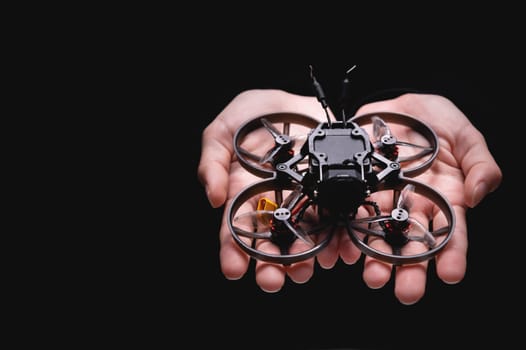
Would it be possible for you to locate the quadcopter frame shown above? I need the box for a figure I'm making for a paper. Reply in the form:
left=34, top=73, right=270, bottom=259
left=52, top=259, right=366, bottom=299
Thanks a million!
left=227, top=67, right=455, bottom=266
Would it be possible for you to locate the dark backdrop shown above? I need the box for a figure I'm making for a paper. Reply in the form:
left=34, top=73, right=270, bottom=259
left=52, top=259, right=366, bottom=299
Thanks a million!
left=32, top=9, right=522, bottom=349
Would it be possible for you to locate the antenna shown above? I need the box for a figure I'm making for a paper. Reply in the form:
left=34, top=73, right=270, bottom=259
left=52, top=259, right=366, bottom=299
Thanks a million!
left=346, top=64, right=357, bottom=75
left=341, top=64, right=357, bottom=126
left=309, top=65, right=331, bottom=127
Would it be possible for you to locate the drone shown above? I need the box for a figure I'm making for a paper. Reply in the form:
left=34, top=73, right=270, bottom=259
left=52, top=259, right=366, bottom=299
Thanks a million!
left=227, top=65, right=455, bottom=266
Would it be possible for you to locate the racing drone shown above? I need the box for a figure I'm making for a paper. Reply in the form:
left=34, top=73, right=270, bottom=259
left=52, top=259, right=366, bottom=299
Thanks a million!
left=227, top=65, right=455, bottom=266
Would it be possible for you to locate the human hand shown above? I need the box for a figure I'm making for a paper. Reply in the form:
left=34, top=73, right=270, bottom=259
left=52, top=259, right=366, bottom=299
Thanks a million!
left=197, top=89, right=502, bottom=304
left=345, top=93, right=502, bottom=304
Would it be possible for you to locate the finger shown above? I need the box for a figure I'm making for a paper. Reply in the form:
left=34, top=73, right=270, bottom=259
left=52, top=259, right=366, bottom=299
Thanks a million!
left=391, top=225, right=430, bottom=305
left=455, top=128, right=503, bottom=207
left=363, top=238, right=393, bottom=289
left=286, top=260, right=315, bottom=284
left=197, top=119, right=233, bottom=208
left=435, top=204, right=468, bottom=284
left=254, top=240, right=286, bottom=293
left=394, top=262, right=428, bottom=305
left=219, top=210, right=251, bottom=280
left=338, top=227, right=362, bottom=265
left=316, top=228, right=342, bottom=269
left=393, top=196, right=448, bottom=304
left=343, top=205, right=376, bottom=265
left=286, top=240, right=315, bottom=284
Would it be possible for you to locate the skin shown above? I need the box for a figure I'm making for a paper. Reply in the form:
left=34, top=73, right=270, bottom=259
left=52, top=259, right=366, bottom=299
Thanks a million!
left=197, top=89, right=502, bottom=304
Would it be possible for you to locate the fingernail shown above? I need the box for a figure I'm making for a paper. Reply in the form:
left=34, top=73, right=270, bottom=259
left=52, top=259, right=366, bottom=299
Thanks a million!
left=205, top=185, right=214, bottom=207
left=471, top=182, right=488, bottom=207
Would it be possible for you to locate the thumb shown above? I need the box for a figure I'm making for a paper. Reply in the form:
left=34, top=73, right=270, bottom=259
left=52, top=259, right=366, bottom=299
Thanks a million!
left=456, top=129, right=503, bottom=208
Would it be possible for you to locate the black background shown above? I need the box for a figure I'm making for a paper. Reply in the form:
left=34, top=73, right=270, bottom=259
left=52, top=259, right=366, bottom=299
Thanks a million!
left=17, top=9, right=524, bottom=349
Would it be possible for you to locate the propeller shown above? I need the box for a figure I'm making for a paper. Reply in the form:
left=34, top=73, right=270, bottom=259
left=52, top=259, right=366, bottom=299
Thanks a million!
left=257, top=118, right=294, bottom=164
left=227, top=178, right=337, bottom=265
left=236, top=117, right=309, bottom=167
left=258, top=118, right=309, bottom=165
left=392, top=184, right=436, bottom=247
left=350, top=184, right=436, bottom=251
left=371, top=115, right=434, bottom=162
left=231, top=185, right=316, bottom=247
